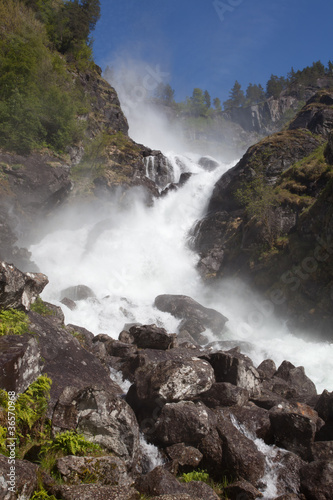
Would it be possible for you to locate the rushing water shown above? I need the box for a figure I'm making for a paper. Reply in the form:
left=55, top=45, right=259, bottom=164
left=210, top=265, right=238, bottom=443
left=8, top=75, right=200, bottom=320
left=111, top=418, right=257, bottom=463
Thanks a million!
left=28, top=150, right=333, bottom=393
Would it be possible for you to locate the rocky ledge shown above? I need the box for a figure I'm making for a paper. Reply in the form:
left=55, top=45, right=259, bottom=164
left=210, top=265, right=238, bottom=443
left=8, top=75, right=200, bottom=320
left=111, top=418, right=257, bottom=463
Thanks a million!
left=0, top=262, right=332, bottom=499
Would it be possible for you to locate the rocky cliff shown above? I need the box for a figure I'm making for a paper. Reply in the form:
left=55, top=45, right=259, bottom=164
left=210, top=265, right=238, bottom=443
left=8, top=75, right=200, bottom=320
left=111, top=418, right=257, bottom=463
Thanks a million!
left=193, top=89, right=333, bottom=340
left=0, top=65, right=169, bottom=270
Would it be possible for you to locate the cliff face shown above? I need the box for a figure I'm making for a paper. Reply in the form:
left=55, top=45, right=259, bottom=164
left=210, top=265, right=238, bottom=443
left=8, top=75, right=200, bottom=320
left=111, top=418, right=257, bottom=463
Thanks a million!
left=0, top=66, right=166, bottom=269
left=193, top=90, right=333, bottom=340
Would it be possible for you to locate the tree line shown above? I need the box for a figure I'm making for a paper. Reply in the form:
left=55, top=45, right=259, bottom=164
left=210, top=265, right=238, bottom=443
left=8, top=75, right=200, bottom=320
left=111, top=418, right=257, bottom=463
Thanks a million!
left=154, top=59, right=333, bottom=117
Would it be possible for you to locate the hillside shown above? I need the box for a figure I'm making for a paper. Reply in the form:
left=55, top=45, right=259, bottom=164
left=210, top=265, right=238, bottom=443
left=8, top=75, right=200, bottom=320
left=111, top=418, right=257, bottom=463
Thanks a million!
left=193, top=89, right=333, bottom=340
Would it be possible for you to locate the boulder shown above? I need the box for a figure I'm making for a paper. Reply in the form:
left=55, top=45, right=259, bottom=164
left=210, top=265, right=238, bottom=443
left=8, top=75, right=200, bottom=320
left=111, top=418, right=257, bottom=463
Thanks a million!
left=223, top=479, right=263, bottom=499
left=315, top=389, right=333, bottom=440
left=269, top=402, right=322, bottom=460
left=52, top=385, right=140, bottom=473
left=178, top=318, right=209, bottom=344
left=27, top=310, right=120, bottom=413
left=151, top=401, right=213, bottom=447
left=135, top=467, right=185, bottom=497
left=55, top=455, right=132, bottom=486
left=195, top=382, right=249, bottom=408
left=274, top=360, right=317, bottom=403
left=60, top=284, right=96, bottom=301
left=201, top=350, right=261, bottom=397
left=274, top=450, right=306, bottom=497
left=154, top=294, right=228, bottom=334
left=165, top=443, right=203, bottom=472
left=198, top=156, right=220, bottom=171
left=0, top=454, right=39, bottom=499
left=215, top=409, right=266, bottom=486
left=129, top=324, right=177, bottom=350
left=227, top=404, right=271, bottom=441
left=0, top=334, right=41, bottom=393
left=257, top=359, right=277, bottom=379
left=133, top=357, right=215, bottom=403
left=300, top=460, right=333, bottom=499
left=0, top=261, right=48, bottom=310
left=311, top=441, right=333, bottom=461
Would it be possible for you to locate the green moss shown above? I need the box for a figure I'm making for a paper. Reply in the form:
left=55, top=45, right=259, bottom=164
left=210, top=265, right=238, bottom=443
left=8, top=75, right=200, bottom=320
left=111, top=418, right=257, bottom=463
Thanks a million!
left=0, top=309, right=30, bottom=336
left=31, top=297, right=54, bottom=316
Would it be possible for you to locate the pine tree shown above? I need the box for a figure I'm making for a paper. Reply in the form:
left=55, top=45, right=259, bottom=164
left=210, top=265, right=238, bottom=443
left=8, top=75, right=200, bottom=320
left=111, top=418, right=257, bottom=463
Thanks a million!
left=213, top=97, right=222, bottom=112
left=204, top=90, right=211, bottom=109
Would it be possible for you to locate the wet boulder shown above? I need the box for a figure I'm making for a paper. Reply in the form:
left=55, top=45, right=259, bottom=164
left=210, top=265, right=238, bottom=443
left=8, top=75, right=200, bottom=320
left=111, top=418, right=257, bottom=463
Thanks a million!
left=300, top=460, right=333, bottom=499
left=227, top=404, right=271, bottom=441
left=315, top=390, right=333, bottom=440
left=135, top=466, right=185, bottom=497
left=269, top=401, right=323, bottom=460
left=129, top=324, right=177, bottom=350
left=154, top=294, right=228, bottom=334
left=198, top=156, right=220, bottom=171
left=60, top=284, right=96, bottom=301
left=257, top=359, right=277, bottom=379
left=215, top=409, right=266, bottom=487
left=0, top=260, right=48, bottom=310
left=223, top=479, right=263, bottom=500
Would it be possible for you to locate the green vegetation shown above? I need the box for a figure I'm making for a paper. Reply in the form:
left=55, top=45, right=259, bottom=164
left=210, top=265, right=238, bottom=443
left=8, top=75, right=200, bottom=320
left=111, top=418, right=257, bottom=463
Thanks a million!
left=0, top=0, right=96, bottom=154
left=47, top=430, right=102, bottom=456
left=0, top=309, right=30, bottom=336
left=31, top=297, right=54, bottom=316
left=0, top=376, right=52, bottom=458
left=30, top=488, right=57, bottom=500
left=179, top=468, right=229, bottom=498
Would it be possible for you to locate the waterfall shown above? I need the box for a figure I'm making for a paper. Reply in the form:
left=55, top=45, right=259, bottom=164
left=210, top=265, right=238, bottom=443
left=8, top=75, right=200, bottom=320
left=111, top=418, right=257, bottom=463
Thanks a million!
left=28, top=153, right=333, bottom=393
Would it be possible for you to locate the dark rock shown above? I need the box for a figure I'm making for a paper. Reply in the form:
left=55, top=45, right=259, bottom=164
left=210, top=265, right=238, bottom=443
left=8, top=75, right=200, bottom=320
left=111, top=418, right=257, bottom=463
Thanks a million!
left=0, top=334, right=41, bottom=393
left=223, top=479, right=263, bottom=499
left=315, top=390, right=333, bottom=440
left=227, top=404, right=271, bottom=441
left=198, top=156, right=220, bottom=171
left=300, top=460, right=333, bottom=499
left=61, top=297, right=77, bottom=310
left=66, top=324, right=95, bottom=351
left=55, top=455, right=132, bottom=486
left=183, top=481, right=220, bottom=500
left=274, top=450, right=306, bottom=497
left=166, top=443, right=203, bottom=472
left=50, top=484, right=140, bottom=500
left=257, top=359, right=277, bottom=379
left=178, top=318, right=208, bottom=344
left=311, top=441, right=333, bottom=461
left=274, top=360, right=317, bottom=403
left=0, top=261, right=48, bottom=310
left=52, top=385, right=140, bottom=472
left=201, top=351, right=261, bottom=397
left=197, top=427, right=223, bottom=473
left=0, top=454, right=39, bottom=499
left=60, top=284, right=96, bottom=301
left=154, top=294, right=228, bottom=334
left=251, top=388, right=289, bottom=410
left=133, top=357, right=215, bottom=403
left=151, top=401, right=214, bottom=447
left=178, top=172, right=192, bottom=186
left=215, top=408, right=266, bottom=486
left=269, top=401, right=322, bottom=460
left=195, top=382, right=249, bottom=408
left=119, top=330, right=135, bottom=343
left=315, top=390, right=333, bottom=422
left=129, top=324, right=177, bottom=350
left=135, top=466, right=185, bottom=497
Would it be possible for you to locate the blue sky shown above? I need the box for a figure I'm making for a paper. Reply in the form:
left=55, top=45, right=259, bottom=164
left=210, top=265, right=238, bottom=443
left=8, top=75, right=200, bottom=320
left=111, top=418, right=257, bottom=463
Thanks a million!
left=93, top=0, right=333, bottom=103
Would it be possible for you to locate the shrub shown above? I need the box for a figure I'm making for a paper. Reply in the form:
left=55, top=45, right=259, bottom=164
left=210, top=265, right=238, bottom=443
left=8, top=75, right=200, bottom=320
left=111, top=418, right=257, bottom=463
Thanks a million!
left=0, top=309, right=30, bottom=336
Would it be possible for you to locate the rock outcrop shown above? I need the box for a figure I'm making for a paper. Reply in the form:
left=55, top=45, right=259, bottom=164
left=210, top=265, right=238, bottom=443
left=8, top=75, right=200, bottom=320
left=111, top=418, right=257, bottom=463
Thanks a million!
left=192, top=90, right=333, bottom=339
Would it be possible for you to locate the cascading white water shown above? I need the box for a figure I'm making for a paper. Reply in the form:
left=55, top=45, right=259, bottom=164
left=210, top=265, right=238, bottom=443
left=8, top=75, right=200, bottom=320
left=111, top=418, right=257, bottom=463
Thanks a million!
left=29, top=152, right=333, bottom=393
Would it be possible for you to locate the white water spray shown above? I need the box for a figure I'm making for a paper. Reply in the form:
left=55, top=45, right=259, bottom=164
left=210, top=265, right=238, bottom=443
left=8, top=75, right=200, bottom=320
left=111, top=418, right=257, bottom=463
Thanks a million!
left=29, top=150, right=333, bottom=393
